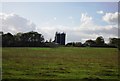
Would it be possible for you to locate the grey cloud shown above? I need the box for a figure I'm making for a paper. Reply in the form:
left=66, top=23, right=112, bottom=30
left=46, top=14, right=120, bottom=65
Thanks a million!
left=0, top=13, right=36, bottom=34
left=102, top=12, right=118, bottom=24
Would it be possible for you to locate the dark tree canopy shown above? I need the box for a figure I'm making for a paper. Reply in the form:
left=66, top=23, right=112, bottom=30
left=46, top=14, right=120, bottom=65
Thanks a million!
left=109, top=38, right=120, bottom=49
left=2, top=33, right=14, bottom=47
left=96, top=36, right=105, bottom=45
left=20, top=31, right=44, bottom=42
left=66, top=42, right=82, bottom=47
left=2, top=31, right=45, bottom=47
left=84, top=39, right=96, bottom=46
left=1, top=31, right=120, bottom=49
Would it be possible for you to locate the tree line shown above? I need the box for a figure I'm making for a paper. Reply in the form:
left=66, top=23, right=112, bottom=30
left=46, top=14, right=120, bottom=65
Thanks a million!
left=66, top=36, right=120, bottom=49
left=1, top=31, right=45, bottom=47
left=0, top=31, right=120, bottom=49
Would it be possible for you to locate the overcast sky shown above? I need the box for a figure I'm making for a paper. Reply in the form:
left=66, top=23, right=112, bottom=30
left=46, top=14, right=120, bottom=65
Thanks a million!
left=0, top=2, right=119, bottom=43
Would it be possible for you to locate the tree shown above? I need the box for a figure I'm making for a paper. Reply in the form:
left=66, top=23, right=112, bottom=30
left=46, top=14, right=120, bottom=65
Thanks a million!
left=14, top=33, right=23, bottom=41
left=14, top=32, right=23, bottom=46
left=109, top=38, right=120, bottom=49
left=19, top=31, right=44, bottom=46
left=49, top=38, right=52, bottom=43
left=66, top=42, right=82, bottom=47
left=109, top=38, right=118, bottom=45
left=2, top=33, right=14, bottom=47
left=96, top=36, right=105, bottom=45
left=74, top=42, right=82, bottom=47
left=20, top=31, right=44, bottom=42
left=2, top=31, right=45, bottom=47
left=84, top=39, right=96, bottom=46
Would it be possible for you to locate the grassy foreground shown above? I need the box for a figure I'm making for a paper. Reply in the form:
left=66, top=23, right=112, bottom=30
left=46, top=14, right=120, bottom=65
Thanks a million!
left=2, top=47, right=119, bottom=80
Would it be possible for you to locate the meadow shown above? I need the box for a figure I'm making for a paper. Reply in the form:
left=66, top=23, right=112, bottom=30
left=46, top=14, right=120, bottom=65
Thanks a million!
left=2, top=47, right=119, bottom=80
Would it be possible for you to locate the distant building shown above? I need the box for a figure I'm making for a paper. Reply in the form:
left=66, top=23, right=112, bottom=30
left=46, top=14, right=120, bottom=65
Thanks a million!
left=54, top=32, right=66, bottom=45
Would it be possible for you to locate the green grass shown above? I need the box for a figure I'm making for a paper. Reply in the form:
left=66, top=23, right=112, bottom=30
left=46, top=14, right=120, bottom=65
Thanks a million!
left=2, top=47, right=119, bottom=79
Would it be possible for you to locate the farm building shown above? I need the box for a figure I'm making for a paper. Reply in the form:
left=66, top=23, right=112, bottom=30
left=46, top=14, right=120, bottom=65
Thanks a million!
left=54, top=32, right=66, bottom=45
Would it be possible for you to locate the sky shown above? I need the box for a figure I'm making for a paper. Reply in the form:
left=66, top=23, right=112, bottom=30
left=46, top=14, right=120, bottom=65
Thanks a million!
left=0, top=0, right=119, bottom=2
left=0, top=2, right=119, bottom=43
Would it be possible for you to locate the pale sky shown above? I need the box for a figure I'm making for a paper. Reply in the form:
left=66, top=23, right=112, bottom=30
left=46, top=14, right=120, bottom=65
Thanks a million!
left=0, top=2, right=119, bottom=43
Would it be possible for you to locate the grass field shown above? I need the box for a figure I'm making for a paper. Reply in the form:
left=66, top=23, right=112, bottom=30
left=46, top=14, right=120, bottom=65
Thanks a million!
left=2, top=47, right=119, bottom=80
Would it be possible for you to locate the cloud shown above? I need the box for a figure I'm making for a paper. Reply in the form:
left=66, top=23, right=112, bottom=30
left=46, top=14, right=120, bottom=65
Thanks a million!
left=80, top=13, right=92, bottom=23
left=80, top=13, right=118, bottom=39
left=102, top=12, right=118, bottom=24
left=80, top=13, right=93, bottom=27
left=32, top=13, right=118, bottom=43
left=1, top=13, right=118, bottom=43
left=0, top=13, right=36, bottom=34
left=37, top=25, right=118, bottom=43
left=97, top=10, right=104, bottom=14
